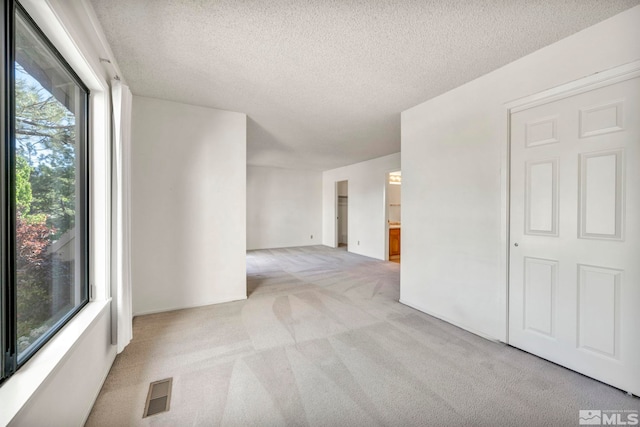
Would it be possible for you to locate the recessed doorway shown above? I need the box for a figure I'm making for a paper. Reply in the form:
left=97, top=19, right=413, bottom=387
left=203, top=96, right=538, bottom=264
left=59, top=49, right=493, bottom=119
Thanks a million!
left=387, top=171, right=401, bottom=263
left=336, top=180, right=348, bottom=249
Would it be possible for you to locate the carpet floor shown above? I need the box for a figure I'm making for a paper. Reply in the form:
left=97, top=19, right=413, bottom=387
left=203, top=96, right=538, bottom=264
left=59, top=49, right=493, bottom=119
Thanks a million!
left=85, top=245, right=639, bottom=426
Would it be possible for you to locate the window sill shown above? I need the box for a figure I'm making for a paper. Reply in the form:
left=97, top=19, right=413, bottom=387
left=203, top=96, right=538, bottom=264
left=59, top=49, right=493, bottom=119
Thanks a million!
left=0, top=299, right=111, bottom=426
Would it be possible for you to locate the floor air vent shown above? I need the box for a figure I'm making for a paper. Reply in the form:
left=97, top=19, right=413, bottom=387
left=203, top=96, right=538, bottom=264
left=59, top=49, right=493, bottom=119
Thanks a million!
left=143, top=378, right=173, bottom=418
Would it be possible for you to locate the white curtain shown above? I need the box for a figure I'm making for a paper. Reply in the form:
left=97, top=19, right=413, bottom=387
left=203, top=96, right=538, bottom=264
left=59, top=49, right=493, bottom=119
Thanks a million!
left=111, top=79, right=133, bottom=353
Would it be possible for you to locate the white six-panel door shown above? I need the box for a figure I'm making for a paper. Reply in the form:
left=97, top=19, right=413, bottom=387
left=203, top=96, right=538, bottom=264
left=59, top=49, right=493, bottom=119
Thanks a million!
left=509, top=75, right=640, bottom=395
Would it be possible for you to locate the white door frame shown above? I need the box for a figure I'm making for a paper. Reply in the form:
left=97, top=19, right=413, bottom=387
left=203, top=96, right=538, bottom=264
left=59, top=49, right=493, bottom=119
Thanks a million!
left=502, top=60, right=640, bottom=344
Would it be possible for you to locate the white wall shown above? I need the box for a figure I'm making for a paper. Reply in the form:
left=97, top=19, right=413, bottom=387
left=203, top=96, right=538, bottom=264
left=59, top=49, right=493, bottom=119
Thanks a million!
left=401, top=6, right=640, bottom=341
left=247, top=165, right=322, bottom=250
left=7, top=304, right=113, bottom=427
left=131, top=96, right=247, bottom=315
left=323, top=153, right=401, bottom=260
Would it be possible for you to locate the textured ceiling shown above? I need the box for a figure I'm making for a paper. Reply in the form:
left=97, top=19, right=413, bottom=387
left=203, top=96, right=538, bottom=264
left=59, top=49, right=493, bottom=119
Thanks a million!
left=90, top=0, right=639, bottom=170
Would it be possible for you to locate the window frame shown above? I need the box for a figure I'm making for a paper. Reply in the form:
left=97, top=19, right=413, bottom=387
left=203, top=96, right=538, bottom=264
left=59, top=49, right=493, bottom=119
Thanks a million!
left=1, top=0, right=90, bottom=383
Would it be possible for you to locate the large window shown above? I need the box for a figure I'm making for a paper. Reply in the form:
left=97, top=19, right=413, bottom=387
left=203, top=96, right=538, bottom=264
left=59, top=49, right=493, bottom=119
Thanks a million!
left=1, top=1, right=89, bottom=382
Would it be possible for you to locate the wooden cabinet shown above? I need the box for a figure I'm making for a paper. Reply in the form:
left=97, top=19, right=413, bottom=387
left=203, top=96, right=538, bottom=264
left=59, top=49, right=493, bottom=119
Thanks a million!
left=389, top=228, right=401, bottom=257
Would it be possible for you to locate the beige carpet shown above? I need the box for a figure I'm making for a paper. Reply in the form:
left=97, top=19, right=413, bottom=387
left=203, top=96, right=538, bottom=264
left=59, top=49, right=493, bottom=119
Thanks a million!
left=86, top=245, right=639, bottom=426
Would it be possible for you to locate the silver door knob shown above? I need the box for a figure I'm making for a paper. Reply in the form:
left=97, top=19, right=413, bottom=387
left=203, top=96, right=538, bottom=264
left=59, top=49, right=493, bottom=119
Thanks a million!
left=514, top=243, right=519, bottom=247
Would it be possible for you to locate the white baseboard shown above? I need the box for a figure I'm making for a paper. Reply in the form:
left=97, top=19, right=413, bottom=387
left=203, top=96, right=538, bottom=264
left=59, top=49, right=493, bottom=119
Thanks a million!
left=399, top=298, right=503, bottom=343
left=133, top=294, right=247, bottom=317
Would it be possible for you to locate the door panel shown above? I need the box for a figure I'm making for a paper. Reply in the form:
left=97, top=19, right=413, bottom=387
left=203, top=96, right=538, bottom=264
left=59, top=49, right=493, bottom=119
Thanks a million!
left=523, top=257, right=557, bottom=338
left=579, top=150, right=623, bottom=239
left=526, top=159, right=558, bottom=235
left=509, top=76, right=639, bottom=395
left=577, top=264, right=620, bottom=359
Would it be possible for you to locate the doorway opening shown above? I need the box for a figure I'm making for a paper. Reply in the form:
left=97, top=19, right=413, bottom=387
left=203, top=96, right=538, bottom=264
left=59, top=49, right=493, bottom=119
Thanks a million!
left=337, top=180, right=348, bottom=249
left=386, top=171, right=401, bottom=263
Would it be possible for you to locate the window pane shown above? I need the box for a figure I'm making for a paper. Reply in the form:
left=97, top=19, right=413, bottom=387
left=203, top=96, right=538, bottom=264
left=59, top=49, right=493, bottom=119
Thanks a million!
left=14, top=9, right=87, bottom=360
left=1, top=0, right=7, bottom=381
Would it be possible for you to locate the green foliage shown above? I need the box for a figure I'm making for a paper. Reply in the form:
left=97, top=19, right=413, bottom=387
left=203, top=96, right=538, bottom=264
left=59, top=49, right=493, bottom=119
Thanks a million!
left=16, top=276, right=50, bottom=339
left=14, top=64, right=77, bottom=348
left=15, top=67, right=76, bottom=239
left=29, top=161, right=76, bottom=236
left=15, top=155, right=32, bottom=215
